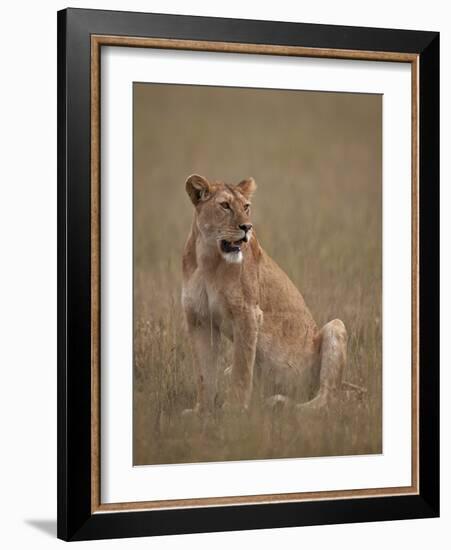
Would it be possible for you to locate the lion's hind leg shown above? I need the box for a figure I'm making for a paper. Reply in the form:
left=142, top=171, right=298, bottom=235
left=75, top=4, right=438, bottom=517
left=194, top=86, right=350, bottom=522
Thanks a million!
left=297, top=319, right=347, bottom=410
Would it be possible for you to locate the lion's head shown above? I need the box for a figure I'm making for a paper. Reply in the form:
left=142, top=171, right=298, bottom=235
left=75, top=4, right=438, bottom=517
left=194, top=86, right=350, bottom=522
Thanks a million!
left=186, top=174, right=257, bottom=263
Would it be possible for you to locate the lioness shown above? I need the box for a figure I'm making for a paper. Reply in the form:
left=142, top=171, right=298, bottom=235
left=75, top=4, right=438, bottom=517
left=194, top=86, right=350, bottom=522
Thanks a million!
left=182, top=174, right=348, bottom=413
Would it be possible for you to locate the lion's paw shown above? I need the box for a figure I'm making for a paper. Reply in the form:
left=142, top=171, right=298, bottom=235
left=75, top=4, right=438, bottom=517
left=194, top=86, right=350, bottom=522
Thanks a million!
left=181, top=406, right=200, bottom=418
left=266, top=394, right=293, bottom=411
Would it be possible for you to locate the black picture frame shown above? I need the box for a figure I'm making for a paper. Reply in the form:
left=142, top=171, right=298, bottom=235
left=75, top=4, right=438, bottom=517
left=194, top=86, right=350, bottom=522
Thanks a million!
left=57, top=7, right=439, bottom=542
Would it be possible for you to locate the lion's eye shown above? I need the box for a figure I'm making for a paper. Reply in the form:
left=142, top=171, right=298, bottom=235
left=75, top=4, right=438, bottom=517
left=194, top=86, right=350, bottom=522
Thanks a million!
left=220, top=202, right=230, bottom=210
left=244, top=203, right=251, bottom=212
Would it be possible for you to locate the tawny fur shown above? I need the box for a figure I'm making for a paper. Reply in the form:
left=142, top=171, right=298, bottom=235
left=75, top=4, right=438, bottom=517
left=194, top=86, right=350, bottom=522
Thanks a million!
left=182, top=174, right=348, bottom=412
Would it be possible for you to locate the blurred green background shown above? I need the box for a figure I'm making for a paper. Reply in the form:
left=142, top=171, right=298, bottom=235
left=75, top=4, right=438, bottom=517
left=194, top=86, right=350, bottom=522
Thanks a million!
left=133, top=83, right=382, bottom=465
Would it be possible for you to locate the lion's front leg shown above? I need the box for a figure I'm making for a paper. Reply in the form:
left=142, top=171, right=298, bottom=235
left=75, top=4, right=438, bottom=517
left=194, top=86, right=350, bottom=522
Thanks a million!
left=229, top=309, right=259, bottom=410
left=186, top=321, right=220, bottom=414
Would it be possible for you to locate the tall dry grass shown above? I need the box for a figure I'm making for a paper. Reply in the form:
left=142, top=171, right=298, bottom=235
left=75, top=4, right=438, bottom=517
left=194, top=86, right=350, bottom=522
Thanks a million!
left=133, top=83, right=382, bottom=465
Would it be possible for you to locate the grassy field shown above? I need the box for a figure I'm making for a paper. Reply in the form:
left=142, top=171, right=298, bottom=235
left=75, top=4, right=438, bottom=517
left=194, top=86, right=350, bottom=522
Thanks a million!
left=133, top=83, right=382, bottom=465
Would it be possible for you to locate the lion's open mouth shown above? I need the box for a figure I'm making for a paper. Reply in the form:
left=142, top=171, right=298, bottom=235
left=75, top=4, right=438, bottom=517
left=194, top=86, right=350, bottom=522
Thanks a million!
left=220, top=238, right=246, bottom=254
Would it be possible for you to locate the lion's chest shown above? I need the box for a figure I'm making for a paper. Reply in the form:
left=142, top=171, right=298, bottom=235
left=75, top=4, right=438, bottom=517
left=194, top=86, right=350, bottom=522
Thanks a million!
left=182, top=272, right=233, bottom=334
left=208, top=288, right=234, bottom=337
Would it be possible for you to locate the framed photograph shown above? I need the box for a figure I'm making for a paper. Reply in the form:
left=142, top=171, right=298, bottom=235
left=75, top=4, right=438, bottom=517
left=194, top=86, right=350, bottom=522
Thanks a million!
left=57, top=8, right=439, bottom=541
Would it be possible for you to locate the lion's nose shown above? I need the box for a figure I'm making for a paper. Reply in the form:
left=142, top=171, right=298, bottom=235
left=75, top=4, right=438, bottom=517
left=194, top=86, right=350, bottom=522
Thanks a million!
left=239, top=223, right=253, bottom=233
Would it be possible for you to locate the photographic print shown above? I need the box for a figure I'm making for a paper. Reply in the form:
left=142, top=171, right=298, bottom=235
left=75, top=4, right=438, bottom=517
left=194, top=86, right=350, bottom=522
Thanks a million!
left=133, top=82, right=382, bottom=466
left=58, top=10, right=439, bottom=539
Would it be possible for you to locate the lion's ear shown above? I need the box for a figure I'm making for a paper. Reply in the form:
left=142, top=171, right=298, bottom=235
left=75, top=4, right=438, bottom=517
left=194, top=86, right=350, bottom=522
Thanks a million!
left=185, top=174, right=211, bottom=205
left=236, top=177, right=257, bottom=199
